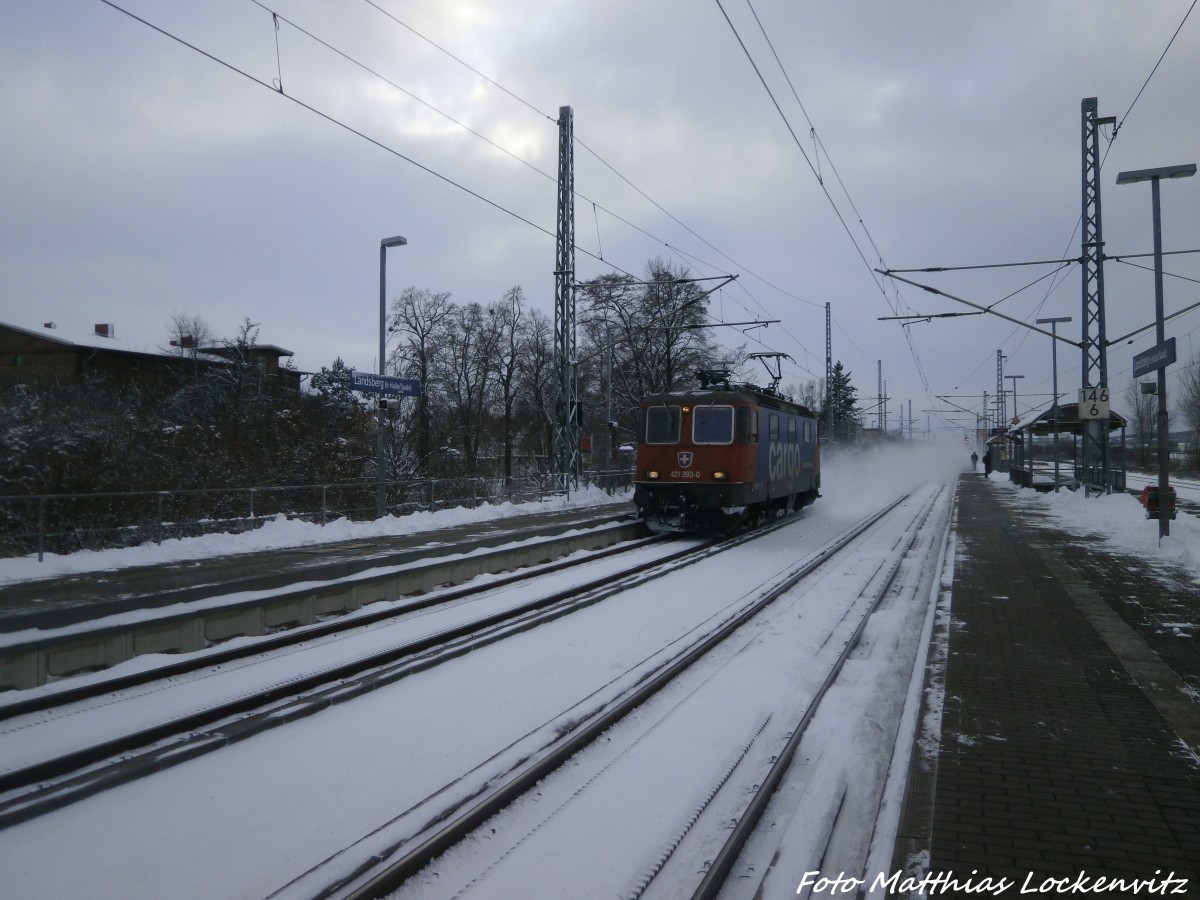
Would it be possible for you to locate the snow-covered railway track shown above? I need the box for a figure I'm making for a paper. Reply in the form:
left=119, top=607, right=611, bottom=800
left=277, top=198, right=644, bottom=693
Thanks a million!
left=689, top=483, right=949, bottom=900
left=287, top=491, right=942, bottom=900
left=0, top=518, right=797, bottom=828
left=0, top=511, right=642, bottom=692
left=0, top=528, right=666, bottom=721
left=0, top=453, right=970, bottom=900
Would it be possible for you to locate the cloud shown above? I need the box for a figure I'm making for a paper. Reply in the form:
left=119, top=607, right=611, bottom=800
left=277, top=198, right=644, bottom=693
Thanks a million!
left=1, top=0, right=1197, bottom=426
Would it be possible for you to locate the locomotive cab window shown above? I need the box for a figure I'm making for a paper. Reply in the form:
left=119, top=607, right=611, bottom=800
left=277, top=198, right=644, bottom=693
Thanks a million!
left=692, top=405, right=734, bottom=444
left=768, top=413, right=780, bottom=441
left=788, top=418, right=797, bottom=443
left=644, top=406, right=682, bottom=444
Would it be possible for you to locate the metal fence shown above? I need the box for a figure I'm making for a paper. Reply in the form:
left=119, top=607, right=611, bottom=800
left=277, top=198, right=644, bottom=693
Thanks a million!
left=0, top=470, right=636, bottom=561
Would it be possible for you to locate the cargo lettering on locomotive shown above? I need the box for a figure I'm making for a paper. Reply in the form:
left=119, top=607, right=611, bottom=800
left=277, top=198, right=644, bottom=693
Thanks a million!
left=769, top=440, right=804, bottom=482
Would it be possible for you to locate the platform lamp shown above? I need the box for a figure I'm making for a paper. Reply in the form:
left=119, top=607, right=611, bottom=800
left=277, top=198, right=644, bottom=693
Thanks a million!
left=1036, top=316, right=1072, bottom=491
left=378, top=235, right=408, bottom=519
left=1116, top=163, right=1195, bottom=538
left=1005, top=375, right=1025, bottom=425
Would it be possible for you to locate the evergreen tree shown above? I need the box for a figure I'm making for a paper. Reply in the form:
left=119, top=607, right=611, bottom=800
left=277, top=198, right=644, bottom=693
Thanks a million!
left=824, top=361, right=859, bottom=442
left=309, top=357, right=356, bottom=408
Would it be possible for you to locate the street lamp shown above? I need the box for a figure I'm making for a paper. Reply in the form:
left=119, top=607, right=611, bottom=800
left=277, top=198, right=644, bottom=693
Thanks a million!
left=1116, top=163, right=1195, bottom=539
left=1036, top=316, right=1072, bottom=491
left=377, top=234, right=408, bottom=519
left=1005, top=375, right=1025, bottom=424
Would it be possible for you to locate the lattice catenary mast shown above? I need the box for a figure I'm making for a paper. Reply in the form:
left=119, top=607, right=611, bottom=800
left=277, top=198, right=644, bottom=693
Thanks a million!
left=553, top=105, right=579, bottom=492
left=1080, top=97, right=1116, bottom=491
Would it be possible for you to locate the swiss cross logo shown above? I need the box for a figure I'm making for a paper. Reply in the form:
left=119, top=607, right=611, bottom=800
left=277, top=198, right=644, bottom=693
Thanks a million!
left=677, top=451, right=694, bottom=467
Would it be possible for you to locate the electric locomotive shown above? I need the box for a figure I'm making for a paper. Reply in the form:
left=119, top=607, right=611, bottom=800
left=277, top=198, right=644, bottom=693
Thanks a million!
left=632, top=370, right=820, bottom=532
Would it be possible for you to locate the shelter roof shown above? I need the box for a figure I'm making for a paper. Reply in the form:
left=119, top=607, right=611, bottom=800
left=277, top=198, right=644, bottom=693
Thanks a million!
left=1013, top=402, right=1127, bottom=435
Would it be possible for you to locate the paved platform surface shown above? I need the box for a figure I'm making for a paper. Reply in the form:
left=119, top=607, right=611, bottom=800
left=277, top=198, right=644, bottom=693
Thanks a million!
left=895, top=473, right=1200, bottom=892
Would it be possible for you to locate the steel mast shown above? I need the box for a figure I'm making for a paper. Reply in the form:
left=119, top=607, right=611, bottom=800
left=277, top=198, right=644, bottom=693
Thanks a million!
left=553, top=106, right=579, bottom=492
left=1080, top=97, right=1116, bottom=492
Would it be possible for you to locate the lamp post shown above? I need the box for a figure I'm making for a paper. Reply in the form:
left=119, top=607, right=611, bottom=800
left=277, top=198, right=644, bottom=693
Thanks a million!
left=1005, top=375, right=1025, bottom=424
left=1036, top=316, right=1072, bottom=491
left=377, top=234, right=408, bottom=519
left=1117, top=163, right=1195, bottom=538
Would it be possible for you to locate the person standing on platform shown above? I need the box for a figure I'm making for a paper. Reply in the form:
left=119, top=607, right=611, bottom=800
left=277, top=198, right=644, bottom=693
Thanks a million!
left=982, top=449, right=992, bottom=477
left=971, top=451, right=979, bottom=471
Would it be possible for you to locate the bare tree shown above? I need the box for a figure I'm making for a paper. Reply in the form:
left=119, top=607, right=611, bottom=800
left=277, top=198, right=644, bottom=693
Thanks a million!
left=580, top=258, right=719, bottom=405
left=785, top=378, right=824, bottom=411
left=1124, top=377, right=1157, bottom=468
left=514, top=307, right=557, bottom=471
left=161, top=311, right=216, bottom=358
left=1177, top=355, right=1200, bottom=472
left=440, top=302, right=497, bottom=467
left=388, top=288, right=453, bottom=474
left=487, top=287, right=526, bottom=482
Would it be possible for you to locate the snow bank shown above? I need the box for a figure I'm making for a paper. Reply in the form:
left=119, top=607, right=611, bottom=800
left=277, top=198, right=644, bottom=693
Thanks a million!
left=994, top=478, right=1200, bottom=577
left=0, top=486, right=632, bottom=585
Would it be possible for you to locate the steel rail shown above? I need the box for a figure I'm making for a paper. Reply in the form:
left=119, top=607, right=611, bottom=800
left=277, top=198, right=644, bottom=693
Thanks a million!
left=326, top=499, right=906, bottom=900
left=0, top=522, right=661, bottom=721
left=688, top=486, right=945, bottom=900
left=0, top=521, right=794, bottom=826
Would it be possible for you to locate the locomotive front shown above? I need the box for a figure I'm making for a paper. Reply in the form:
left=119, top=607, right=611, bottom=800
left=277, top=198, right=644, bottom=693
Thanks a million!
left=632, top=389, right=760, bottom=532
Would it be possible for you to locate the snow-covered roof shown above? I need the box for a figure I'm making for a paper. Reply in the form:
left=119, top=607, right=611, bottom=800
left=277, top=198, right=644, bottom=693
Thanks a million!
left=198, top=343, right=294, bottom=358
left=1013, top=402, right=1127, bottom=434
left=2, top=318, right=173, bottom=357
left=2, top=319, right=291, bottom=361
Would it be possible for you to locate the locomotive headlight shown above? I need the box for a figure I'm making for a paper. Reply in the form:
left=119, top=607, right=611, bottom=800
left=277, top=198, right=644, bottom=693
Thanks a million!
left=645, top=470, right=660, bottom=479
left=712, top=470, right=728, bottom=480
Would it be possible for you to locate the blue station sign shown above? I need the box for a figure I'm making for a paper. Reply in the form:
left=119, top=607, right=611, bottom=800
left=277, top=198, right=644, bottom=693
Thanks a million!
left=351, top=371, right=421, bottom=396
left=1132, top=338, right=1176, bottom=379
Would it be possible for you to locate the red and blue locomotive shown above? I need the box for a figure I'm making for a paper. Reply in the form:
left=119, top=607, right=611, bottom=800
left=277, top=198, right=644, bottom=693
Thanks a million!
left=632, top=371, right=821, bottom=532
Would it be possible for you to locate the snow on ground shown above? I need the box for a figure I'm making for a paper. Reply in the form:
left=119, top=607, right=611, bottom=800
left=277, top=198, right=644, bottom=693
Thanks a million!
left=0, top=443, right=962, bottom=585
left=13, top=442, right=1195, bottom=897
left=0, top=486, right=628, bottom=586
left=0, top=459, right=953, bottom=900
left=0, top=444, right=965, bottom=900
left=4, top=446, right=1196, bottom=589
left=1, top=443, right=1194, bottom=899
left=988, top=475, right=1200, bottom=581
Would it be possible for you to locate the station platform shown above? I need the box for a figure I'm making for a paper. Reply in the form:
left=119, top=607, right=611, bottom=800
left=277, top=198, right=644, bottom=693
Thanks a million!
left=0, top=504, right=635, bottom=634
left=894, top=473, right=1200, bottom=891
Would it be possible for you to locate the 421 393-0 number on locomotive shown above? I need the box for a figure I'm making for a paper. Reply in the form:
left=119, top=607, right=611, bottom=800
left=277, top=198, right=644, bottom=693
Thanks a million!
left=632, top=371, right=821, bottom=533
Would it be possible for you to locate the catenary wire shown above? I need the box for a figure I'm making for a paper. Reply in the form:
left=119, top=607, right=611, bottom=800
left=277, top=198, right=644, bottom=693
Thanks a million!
left=350, top=0, right=834, bottom=384
left=354, top=2, right=834, bottom=372
left=715, top=0, right=942, bottom=409
left=1111, top=0, right=1198, bottom=140
left=94, top=0, right=649, bottom=279
left=322, top=0, right=829, bottom=361
left=904, top=1, right=1197, bottom=415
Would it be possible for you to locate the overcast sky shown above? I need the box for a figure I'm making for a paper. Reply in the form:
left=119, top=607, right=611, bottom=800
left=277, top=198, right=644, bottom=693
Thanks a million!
left=2, top=0, right=1198, bottom=434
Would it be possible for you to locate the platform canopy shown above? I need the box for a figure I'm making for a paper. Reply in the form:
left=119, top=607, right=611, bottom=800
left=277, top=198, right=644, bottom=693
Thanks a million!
left=1012, top=402, right=1126, bottom=436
